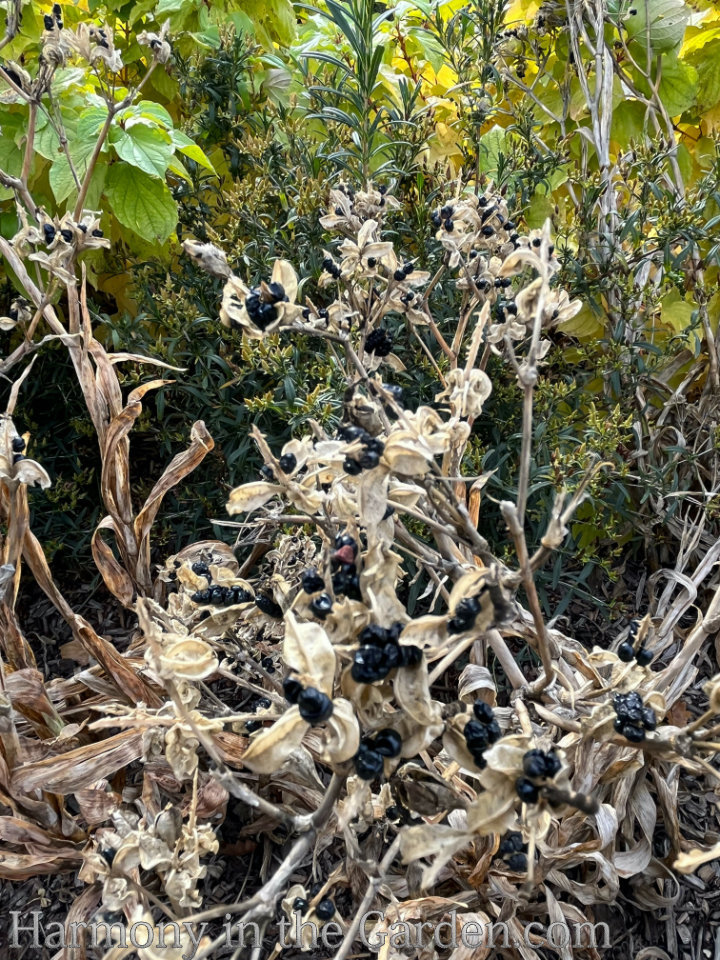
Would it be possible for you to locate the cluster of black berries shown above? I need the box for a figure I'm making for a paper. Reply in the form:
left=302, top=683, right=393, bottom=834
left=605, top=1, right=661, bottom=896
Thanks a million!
left=283, top=676, right=334, bottom=725
left=322, top=257, right=341, bottom=279
left=190, top=562, right=253, bottom=607
left=392, top=260, right=415, bottom=282
left=351, top=623, right=421, bottom=683
left=292, top=895, right=335, bottom=919
left=354, top=728, right=402, bottom=780
left=342, top=430, right=385, bottom=476
left=11, top=435, right=25, bottom=463
left=365, top=327, right=394, bottom=357
left=613, top=692, right=656, bottom=743
left=463, top=701, right=501, bottom=768
left=255, top=593, right=283, bottom=618
left=302, top=568, right=333, bottom=618
left=498, top=831, right=527, bottom=872
left=494, top=298, right=518, bottom=319
left=515, top=748, right=561, bottom=803
left=431, top=204, right=455, bottom=233
left=617, top=619, right=653, bottom=666
left=42, top=221, right=103, bottom=246
left=43, top=4, right=62, bottom=29
left=448, top=593, right=487, bottom=635
left=245, top=282, right=287, bottom=331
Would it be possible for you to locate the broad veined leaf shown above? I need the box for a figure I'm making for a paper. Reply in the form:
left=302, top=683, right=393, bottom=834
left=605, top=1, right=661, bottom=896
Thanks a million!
left=169, top=129, right=217, bottom=174
left=610, top=0, right=689, bottom=54
left=110, top=123, right=174, bottom=178
left=104, top=165, right=178, bottom=243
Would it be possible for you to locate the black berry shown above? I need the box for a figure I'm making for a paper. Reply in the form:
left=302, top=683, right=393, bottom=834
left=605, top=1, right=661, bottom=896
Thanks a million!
left=373, top=728, right=402, bottom=757
left=310, top=592, right=333, bottom=620
left=297, top=687, right=334, bottom=724
left=315, top=899, right=335, bottom=921
left=302, top=569, right=325, bottom=593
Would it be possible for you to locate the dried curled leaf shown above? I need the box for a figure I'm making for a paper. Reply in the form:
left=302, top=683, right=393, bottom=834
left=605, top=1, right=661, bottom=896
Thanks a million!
left=157, top=638, right=218, bottom=681
left=240, top=706, right=310, bottom=774
left=318, top=697, right=360, bottom=764
left=227, top=480, right=281, bottom=515
left=283, top=611, right=336, bottom=695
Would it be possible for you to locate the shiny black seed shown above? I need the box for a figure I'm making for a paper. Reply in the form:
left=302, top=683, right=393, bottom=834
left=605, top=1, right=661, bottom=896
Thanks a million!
left=298, top=686, right=334, bottom=724
left=100, top=848, right=115, bottom=866
left=60, top=228, right=73, bottom=242
left=441, top=205, right=454, bottom=218
left=337, top=424, right=367, bottom=442
left=641, top=707, right=657, bottom=730
left=617, top=642, right=634, bottom=662
left=192, top=561, right=210, bottom=576
left=522, top=749, right=548, bottom=779
left=260, top=464, right=276, bottom=482
left=628, top=619, right=640, bottom=638
left=507, top=853, right=527, bottom=871
left=43, top=223, right=56, bottom=242
left=233, top=587, right=253, bottom=604
left=278, top=452, right=297, bottom=473
left=43, top=13, right=54, bottom=28
left=464, top=720, right=490, bottom=752
left=255, top=594, right=282, bottom=618
left=315, top=899, right=335, bottom=920
left=209, top=587, right=225, bottom=605
left=485, top=719, right=501, bottom=743
left=310, top=592, right=333, bottom=620
left=516, top=777, right=539, bottom=803
left=261, top=656, right=275, bottom=673
left=399, top=644, right=422, bottom=667
left=393, top=270, right=405, bottom=281
left=256, top=697, right=271, bottom=709
left=613, top=717, right=625, bottom=734
left=635, top=646, right=653, bottom=666
left=283, top=677, right=303, bottom=704
left=352, top=646, right=389, bottom=684
left=91, top=229, right=103, bottom=238
left=444, top=219, right=454, bottom=232
left=344, top=457, right=362, bottom=475
left=504, top=220, right=516, bottom=231
left=293, top=897, right=308, bottom=913
left=386, top=622, right=403, bottom=642
left=481, top=225, right=494, bottom=236
left=622, top=723, right=645, bottom=743
left=359, top=624, right=389, bottom=647
left=473, top=700, right=495, bottom=724
left=366, top=328, right=393, bottom=357
left=381, top=642, right=401, bottom=670
left=359, top=449, right=380, bottom=470
left=302, top=569, right=325, bottom=593
left=11, top=436, right=25, bottom=452
left=532, top=237, right=541, bottom=247
left=245, top=719, right=261, bottom=733
left=374, top=728, right=402, bottom=757
left=499, top=831, right=524, bottom=855
left=355, top=746, right=384, bottom=780
left=479, top=196, right=488, bottom=207
left=367, top=257, right=377, bottom=268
